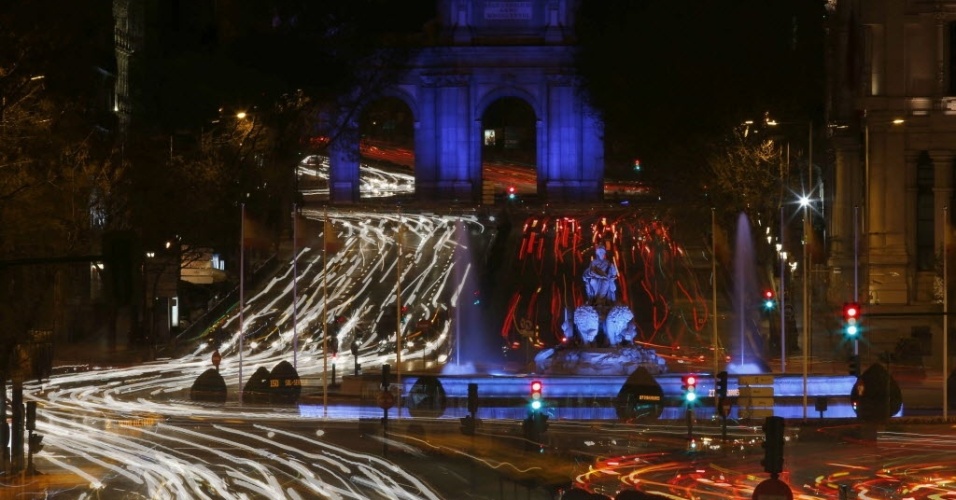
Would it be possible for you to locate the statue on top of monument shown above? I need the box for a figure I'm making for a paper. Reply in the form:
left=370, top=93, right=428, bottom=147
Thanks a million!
left=583, top=245, right=618, bottom=306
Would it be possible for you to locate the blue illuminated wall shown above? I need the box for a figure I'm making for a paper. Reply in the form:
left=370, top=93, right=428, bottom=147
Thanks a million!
left=329, top=0, right=604, bottom=204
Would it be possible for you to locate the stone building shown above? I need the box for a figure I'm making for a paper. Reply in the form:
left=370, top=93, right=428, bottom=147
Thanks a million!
left=827, top=0, right=956, bottom=369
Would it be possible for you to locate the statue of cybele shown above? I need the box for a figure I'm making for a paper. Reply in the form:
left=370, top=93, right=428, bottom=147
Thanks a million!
left=582, top=245, right=617, bottom=305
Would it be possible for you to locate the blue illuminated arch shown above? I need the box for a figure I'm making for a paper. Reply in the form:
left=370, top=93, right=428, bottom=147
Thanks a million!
left=328, top=0, right=603, bottom=204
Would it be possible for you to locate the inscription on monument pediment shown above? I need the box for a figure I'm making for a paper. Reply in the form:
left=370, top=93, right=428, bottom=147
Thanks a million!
left=484, top=1, right=533, bottom=21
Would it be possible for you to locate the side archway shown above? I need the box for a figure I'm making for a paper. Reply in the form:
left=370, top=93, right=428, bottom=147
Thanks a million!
left=328, top=86, right=420, bottom=203
left=477, top=92, right=541, bottom=201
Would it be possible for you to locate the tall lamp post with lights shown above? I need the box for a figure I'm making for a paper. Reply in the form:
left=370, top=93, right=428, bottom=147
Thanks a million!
left=799, top=194, right=812, bottom=419
left=767, top=116, right=815, bottom=410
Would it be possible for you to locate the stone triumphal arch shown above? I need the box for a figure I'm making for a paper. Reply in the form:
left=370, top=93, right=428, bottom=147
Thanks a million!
left=327, top=0, right=604, bottom=204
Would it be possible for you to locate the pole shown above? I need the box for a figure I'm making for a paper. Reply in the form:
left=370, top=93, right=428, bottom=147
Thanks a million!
left=945, top=206, right=949, bottom=420
left=801, top=120, right=813, bottom=420
left=239, top=204, right=245, bottom=404
left=808, top=120, right=813, bottom=363
left=780, top=204, right=786, bottom=373
left=803, top=203, right=809, bottom=420
left=292, top=204, right=298, bottom=369
left=712, top=208, right=719, bottom=376
left=396, top=211, right=403, bottom=412
left=864, top=118, right=870, bottom=304
left=322, top=206, right=329, bottom=417
left=854, top=206, right=860, bottom=360
left=854, top=206, right=859, bottom=301
left=457, top=216, right=462, bottom=367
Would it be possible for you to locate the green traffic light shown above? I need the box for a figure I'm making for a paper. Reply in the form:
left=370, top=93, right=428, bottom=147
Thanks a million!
left=684, top=391, right=697, bottom=403
left=530, top=400, right=542, bottom=410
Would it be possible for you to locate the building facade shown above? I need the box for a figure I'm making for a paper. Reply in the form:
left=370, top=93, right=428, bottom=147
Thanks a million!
left=828, top=0, right=956, bottom=369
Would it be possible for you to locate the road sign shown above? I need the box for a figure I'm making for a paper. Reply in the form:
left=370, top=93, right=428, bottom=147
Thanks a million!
left=743, top=397, right=776, bottom=408
left=377, top=390, right=395, bottom=410
left=752, top=477, right=793, bottom=500
left=740, top=407, right=775, bottom=419
left=739, top=375, right=775, bottom=386
left=739, top=386, right=774, bottom=398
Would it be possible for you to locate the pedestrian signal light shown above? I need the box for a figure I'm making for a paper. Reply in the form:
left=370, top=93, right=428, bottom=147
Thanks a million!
left=529, top=380, right=543, bottom=410
left=843, top=302, right=861, bottom=337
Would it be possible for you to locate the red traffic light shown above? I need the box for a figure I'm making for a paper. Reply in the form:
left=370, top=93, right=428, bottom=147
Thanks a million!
left=682, top=375, right=697, bottom=387
left=530, top=380, right=543, bottom=410
left=843, top=302, right=861, bottom=320
left=764, top=290, right=774, bottom=299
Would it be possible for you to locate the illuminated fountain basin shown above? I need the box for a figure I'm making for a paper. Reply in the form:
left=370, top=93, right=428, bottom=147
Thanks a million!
left=298, top=374, right=859, bottom=420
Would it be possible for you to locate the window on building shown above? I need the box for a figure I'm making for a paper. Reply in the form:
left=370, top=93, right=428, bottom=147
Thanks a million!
left=916, top=152, right=935, bottom=271
left=949, top=23, right=956, bottom=95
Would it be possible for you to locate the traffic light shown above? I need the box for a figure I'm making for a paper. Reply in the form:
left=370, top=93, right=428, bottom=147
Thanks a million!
left=761, top=416, right=785, bottom=474
left=467, top=383, right=479, bottom=414
left=529, top=380, right=543, bottom=411
left=26, top=401, right=36, bottom=431
left=507, top=186, right=517, bottom=200
left=715, top=371, right=728, bottom=400
left=28, top=433, right=44, bottom=455
left=843, top=302, right=862, bottom=338
left=681, top=375, right=698, bottom=403
left=762, top=290, right=776, bottom=310
left=848, top=354, right=861, bottom=377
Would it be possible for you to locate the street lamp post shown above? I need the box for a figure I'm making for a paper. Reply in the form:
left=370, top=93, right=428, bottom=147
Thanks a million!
left=712, top=208, right=719, bottom=377
left=779, top=205, right=787, bottom=374
left=800, top=195, right=811, bottom=420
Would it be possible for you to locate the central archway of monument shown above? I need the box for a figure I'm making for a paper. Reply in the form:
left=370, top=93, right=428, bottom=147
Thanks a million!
left=480, top=96, right=538, bottom=202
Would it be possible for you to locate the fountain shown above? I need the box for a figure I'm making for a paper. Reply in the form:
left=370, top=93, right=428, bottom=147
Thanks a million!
left=532, top=243, right=667, bottom=376
left=441, top=217, right=502, bottom=376
left=728, top=212, right=770, bottom=374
